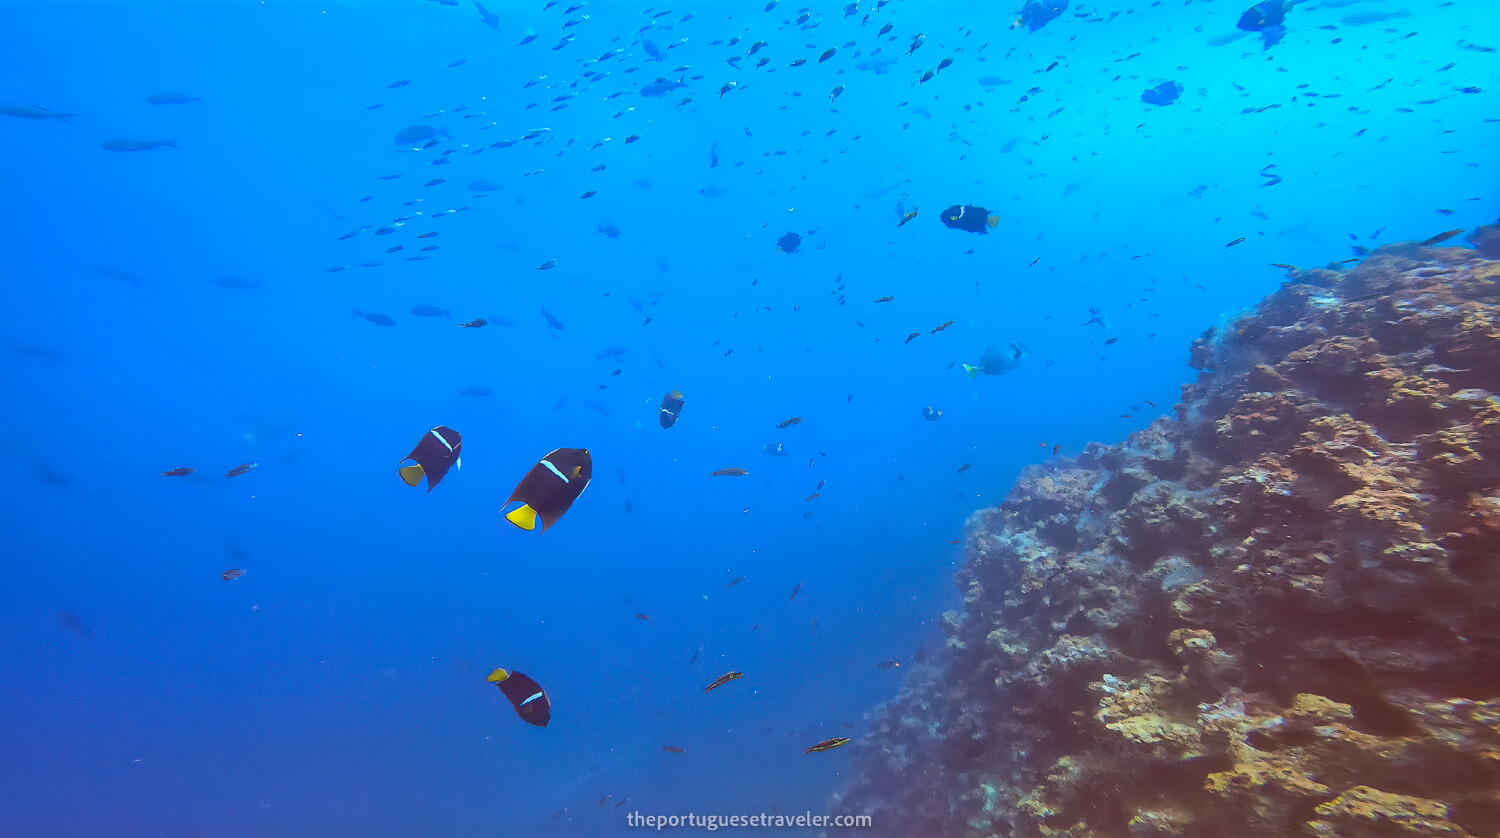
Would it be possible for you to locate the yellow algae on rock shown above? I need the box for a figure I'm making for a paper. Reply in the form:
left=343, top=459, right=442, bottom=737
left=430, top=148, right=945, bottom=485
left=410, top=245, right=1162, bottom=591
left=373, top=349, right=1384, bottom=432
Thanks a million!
left=1287, top=693, right=1354, bottom=724
left=1308, top=785, right=1468, bottom=837
left=1094, top=675, right=1203, bottom=759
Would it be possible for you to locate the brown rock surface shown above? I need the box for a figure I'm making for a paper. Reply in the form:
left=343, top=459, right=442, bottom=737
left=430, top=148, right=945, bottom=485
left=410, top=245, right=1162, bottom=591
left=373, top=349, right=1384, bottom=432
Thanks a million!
left=826, top=244, right=1500, bottom=837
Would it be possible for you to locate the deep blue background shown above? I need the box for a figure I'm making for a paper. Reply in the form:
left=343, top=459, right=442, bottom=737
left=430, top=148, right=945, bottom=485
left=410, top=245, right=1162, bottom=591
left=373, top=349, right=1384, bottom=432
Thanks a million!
left=2, top=0, right=1494, bottom=835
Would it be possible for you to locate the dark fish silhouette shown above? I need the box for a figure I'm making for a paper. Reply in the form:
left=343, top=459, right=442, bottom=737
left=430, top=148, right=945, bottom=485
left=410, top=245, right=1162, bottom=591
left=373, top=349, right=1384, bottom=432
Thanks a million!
left=640, top=77, right=685, bottom=97
left=1141, top=81, right=1182, bottom=106
left=146, top=93, right=201, bottom=105
left=659, top=390, right=686, bottom=428
left=353, top=309, right=396, bottom=326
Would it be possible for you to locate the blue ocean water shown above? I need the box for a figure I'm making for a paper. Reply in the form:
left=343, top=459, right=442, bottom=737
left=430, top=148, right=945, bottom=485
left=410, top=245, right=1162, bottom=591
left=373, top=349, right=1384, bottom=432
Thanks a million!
left=1, top=0, right=1493, bottom=835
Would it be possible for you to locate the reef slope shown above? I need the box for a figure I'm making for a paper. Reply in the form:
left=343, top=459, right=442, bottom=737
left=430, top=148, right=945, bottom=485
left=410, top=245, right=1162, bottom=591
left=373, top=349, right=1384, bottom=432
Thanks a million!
left=830, top=243, right=1500, bottom=837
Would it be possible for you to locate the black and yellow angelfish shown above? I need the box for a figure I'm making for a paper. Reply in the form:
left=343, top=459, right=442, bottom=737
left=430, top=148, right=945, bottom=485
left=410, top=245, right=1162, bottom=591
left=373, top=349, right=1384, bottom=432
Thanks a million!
left=659, top=390, right=686, bottom=429
left=501, top=448, right=593, bottom=531
left=939, top=204, right=999, bottom=234
left=399, top=426, right=462, bottom=491
left=488, top=668, right=551, bottom=727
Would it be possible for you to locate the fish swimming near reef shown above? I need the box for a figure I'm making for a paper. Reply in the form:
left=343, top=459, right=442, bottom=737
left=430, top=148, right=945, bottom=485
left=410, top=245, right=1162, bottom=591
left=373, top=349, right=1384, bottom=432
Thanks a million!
left=940, top=204, right=999, bottom=234
left=398, top=426, right=462, bottom=492
left=659, top=390, right=686, bottom=428
left=1418, top=230, right=1465, bottom=247
left=805, top=736, right=850, bottom=753
left=1341, top=8, right=1411, bottom=24
left=471, top=0, right=499, bottom=28
left=100, top=138, right=177, bottom=151
left=1141, top=81, right=1183, bottom=106
left=501, top=448, right=593, bottom=532
left=1238, top=0, right=1289, bottom=29
left=0, top=104, right=73, bottom=122
left=964, top=342, right=1030, bottom=379
left=704, top=671, right=744, bottom=693
left=1015, top=0, right=1067, bottom=31
left=1236, top=0, right=1308, bottom=48
left=352, top=309, right=396, bottom=326
left=395, top=125, right=450, bottom=145
left=488, top=668, right=551, bottom=726
left=639, top=77, right=686, bottom=97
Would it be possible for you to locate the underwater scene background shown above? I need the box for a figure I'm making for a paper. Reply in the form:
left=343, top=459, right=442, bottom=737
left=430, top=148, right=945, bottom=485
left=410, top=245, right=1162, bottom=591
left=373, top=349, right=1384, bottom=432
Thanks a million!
left=1, top=0, right=1495, bottom=836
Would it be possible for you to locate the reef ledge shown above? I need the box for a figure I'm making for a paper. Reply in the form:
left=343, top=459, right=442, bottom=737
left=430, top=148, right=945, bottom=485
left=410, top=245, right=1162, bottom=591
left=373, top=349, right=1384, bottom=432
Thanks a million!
left=828, top=240, right=1500, bottom=838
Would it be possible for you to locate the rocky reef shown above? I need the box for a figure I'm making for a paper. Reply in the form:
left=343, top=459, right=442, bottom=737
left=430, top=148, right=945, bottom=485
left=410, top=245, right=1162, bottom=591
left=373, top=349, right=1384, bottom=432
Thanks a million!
left=828, top=242, right=1500, bottom=837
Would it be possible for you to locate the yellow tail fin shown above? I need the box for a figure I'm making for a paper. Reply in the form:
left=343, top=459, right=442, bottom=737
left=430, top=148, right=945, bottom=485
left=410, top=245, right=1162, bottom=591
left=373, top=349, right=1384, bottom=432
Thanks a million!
left=505, top=504, right=539, bottom=531
left=986, top=214, right=999, bottom=228
left=487, top=668, right=511, bottom=683
left=964, top=364, right=981, bottom=380
left=399, top=463, right=425, bottom=487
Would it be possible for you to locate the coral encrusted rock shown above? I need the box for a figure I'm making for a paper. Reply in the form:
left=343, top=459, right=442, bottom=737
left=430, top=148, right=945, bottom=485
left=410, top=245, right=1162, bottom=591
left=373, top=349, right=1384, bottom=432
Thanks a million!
left=826, top=242, right=1500, bottom=838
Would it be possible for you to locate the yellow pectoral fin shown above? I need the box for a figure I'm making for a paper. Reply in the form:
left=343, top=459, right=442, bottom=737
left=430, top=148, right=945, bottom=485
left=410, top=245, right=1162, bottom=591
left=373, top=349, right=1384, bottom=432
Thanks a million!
left=487, top=668, right=511, bottom=684
left=505, top=504, right=539, bottom=531
left=399, top=463, right=426, bottom=487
